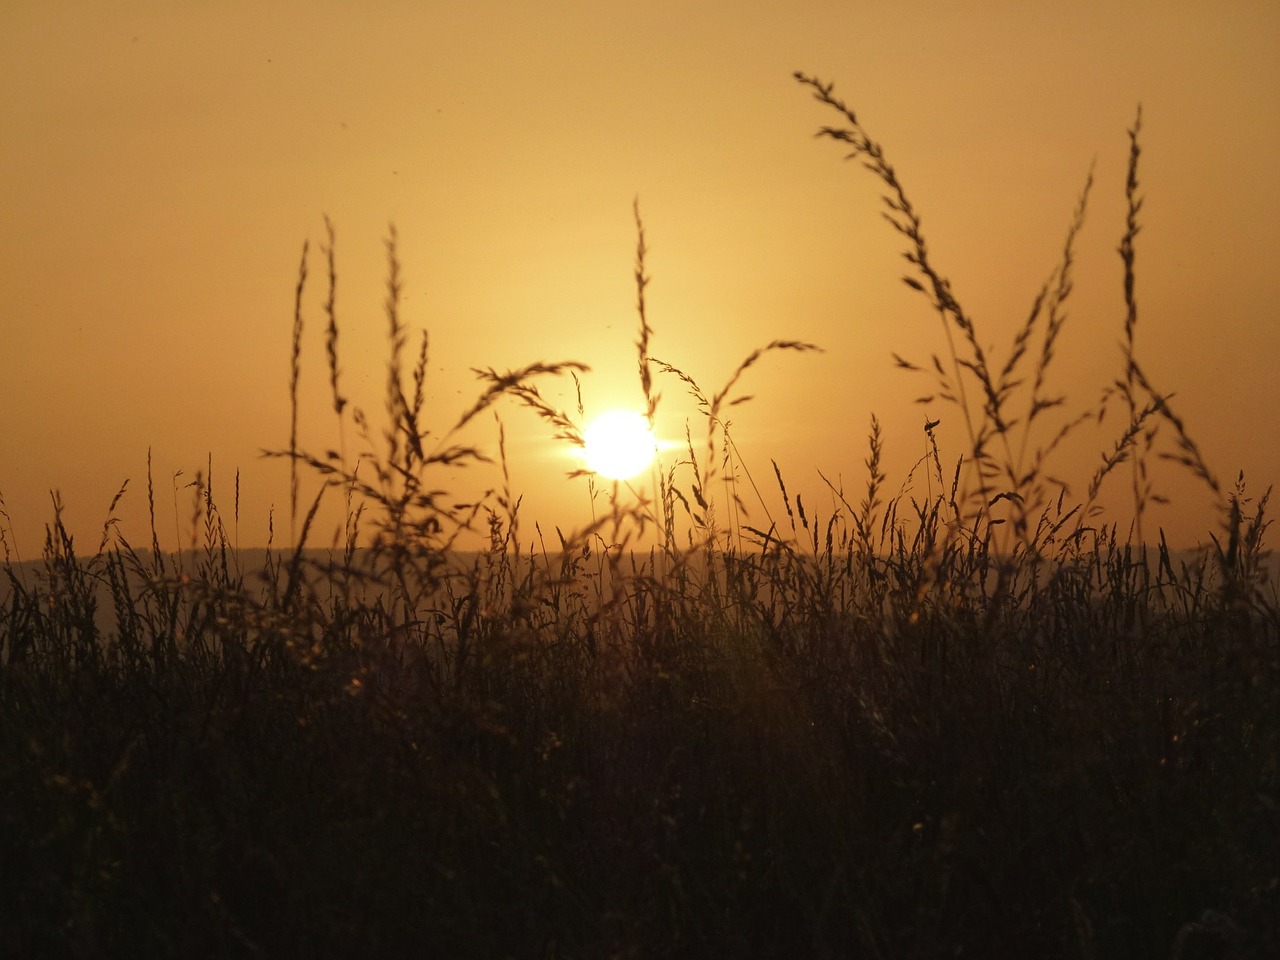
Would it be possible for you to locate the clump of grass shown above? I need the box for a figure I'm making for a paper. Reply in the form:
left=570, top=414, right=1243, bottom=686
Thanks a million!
left=0, top=73, right=1276, bottom=960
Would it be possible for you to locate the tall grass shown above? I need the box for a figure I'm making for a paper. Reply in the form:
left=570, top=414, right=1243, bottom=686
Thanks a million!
left=1, top=74, right=1276, bottom=959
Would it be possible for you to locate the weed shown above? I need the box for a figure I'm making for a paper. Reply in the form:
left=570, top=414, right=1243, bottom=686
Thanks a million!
left=0, top=75, right=1275, bottom=960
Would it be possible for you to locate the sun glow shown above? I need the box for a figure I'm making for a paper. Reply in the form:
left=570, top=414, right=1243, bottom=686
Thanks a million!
left=582, top=410, right=658, bottom=481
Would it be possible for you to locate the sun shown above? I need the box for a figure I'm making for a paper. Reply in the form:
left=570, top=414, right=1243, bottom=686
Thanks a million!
left=582, top=410, right=657, bottom=481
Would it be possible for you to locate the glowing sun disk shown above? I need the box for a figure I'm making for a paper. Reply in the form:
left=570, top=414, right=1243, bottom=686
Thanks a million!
left=582, top=410, right=657, bottom=480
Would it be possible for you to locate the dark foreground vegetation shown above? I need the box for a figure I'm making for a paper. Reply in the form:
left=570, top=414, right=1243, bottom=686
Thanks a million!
left=2, top=74, right=1277, bottom=959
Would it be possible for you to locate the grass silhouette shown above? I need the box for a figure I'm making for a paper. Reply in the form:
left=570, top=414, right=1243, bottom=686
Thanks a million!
left=0, top=73, right=1276, bottom=959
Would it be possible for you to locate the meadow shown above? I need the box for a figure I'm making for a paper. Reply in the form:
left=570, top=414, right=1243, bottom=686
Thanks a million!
left=2, top=73, right=1276, bottom=959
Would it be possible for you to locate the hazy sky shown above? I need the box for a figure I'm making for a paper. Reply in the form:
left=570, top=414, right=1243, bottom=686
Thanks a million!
left=3, top=0, right=1278, bottom=556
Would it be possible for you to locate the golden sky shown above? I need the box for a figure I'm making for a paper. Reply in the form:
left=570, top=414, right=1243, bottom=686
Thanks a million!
left=2, top=0, right=1278, bottom=556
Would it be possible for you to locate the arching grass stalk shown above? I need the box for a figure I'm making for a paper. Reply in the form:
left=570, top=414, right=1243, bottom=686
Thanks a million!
left=795, top=72, right=1233, bottom=568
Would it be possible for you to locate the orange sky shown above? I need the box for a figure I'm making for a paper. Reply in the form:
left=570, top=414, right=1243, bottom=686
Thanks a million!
left=2, top=0, right=1278, bottom=557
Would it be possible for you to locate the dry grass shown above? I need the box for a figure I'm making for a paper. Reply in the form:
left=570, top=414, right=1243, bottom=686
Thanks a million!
left=0, top=74, right=1276, bottom=960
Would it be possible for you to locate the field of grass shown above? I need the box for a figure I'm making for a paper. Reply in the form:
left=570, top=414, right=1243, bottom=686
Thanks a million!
left=2, top=74, right=1277, bottom=959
